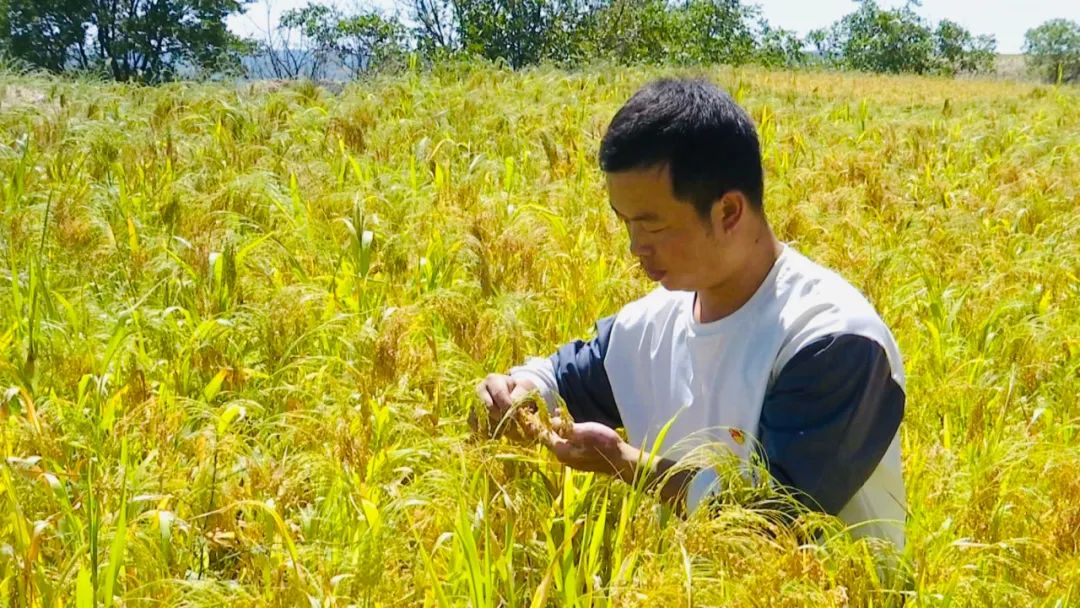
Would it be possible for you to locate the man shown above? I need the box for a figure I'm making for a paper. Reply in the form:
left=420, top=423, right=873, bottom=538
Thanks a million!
left=475, top=78, right=907, bottom=548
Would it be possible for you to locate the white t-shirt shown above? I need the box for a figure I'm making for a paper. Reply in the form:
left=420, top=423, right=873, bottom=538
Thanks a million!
left=510, top=244, right=907, bottom=548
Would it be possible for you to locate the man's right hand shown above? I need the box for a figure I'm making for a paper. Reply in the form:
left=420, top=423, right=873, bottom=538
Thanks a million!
left=471, top=373, right=537, bottom=441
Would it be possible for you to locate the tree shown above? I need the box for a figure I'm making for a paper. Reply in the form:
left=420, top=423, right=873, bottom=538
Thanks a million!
left=1024, top=19, right=1080, bottom=84
left=261, top=3, right=408, bottom=78
left=253, top=2, right=336, bottom=79
left=409, top=0, right=460, bottom=57
left=251, top=3, right=408, bottom=79
left=809, top=0, right=935, bottom=74
left=574, top=0, right=675, bottom=65
left=934, top=19, right=995, bottom=76
left=0, top=0, right=91, bottom=74
left=451, top=0, right=586, bottom=68
left=334, top=12, right=410, bottom=77
left=0, top=0, right=248, bottom=83
left=809, top=0, right=995, bottom=76
left=755, top=21, right=806, bottom=68
left=574, top=0, right=765, bottom=67
left=674, top=0, right=757, bottom=66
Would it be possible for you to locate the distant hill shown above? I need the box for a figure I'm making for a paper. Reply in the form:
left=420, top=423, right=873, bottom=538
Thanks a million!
left=240, top=50, right=354, bottom=81
left=994, top=54, right=1033, bottom=81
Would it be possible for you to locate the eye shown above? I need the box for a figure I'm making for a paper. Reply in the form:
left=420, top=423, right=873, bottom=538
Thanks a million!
left=645, top=226, right=665, bottom=234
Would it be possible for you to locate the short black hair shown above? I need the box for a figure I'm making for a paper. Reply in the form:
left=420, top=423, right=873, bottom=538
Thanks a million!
left=599, top=78, right=764, bottom=218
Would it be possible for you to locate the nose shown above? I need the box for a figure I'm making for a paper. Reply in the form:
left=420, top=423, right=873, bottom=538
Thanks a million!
left=627, top=225, right=651, bottom=257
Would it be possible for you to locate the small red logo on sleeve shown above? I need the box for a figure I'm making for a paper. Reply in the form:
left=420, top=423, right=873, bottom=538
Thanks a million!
left=728, top=428, right=746, bottom=445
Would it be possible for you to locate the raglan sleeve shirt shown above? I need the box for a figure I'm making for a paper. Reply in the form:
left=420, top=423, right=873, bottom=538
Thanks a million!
left=686, top=333, right=905, bottom=514
left=509, top=328, right=905, bottom=518
left=508, top=315, right=623, bottom=430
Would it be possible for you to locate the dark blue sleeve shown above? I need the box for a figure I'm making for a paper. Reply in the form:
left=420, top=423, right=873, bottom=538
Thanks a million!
left=550, top=315, right=623, bottom=429
left=758, top=334, right=905, bottom=515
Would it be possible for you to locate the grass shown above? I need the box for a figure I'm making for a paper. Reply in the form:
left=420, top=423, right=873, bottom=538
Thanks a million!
left=0, top=64, right=1078, bottom=606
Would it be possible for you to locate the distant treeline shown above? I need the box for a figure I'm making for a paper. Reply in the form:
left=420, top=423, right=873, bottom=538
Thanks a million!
left=1, top=0, right=1078, bottom=84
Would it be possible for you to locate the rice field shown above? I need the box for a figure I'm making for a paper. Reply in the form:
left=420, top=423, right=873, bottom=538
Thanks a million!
left=1, top=64, right=1078, bottom=606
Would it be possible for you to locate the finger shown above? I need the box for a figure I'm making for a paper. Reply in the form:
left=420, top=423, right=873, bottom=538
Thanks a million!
left=547, top=438, right=569, bottom=463
left=545, top=434, right=587, bottom=466
left=548, top=417, right=574, bottom=439
left=538, top=428, right=561, bottom=451
left=551, top=442, right=587, bottom=469
left=508, top=381, right=534, bottom=402
left=475, top=380, right=493, bottom=408
left=487, top=374, right=516, bottom=411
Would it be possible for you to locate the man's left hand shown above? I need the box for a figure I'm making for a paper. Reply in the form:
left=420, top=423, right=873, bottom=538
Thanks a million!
left=542, top=421, right=639, bottom=481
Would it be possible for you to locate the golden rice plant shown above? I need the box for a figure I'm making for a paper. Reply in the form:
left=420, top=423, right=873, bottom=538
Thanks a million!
left=0, top=64, right=1077, bottom=606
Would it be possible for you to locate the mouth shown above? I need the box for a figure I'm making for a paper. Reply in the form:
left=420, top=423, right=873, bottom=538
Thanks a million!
left=642, top=266, right=666, bottom=281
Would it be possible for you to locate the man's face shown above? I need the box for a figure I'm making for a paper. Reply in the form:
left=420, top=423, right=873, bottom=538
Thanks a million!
left=606, top=165, right=734, bottom=291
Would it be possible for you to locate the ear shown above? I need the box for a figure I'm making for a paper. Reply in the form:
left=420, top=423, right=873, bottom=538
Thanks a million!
left=710, top=191, right=746, bottom=234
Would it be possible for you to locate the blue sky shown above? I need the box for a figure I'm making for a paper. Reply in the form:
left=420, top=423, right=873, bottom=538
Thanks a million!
left=227, top=0, right=1080, bottom=54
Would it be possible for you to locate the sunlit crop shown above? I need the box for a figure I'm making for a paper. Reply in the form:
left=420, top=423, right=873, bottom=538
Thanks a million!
left=1, top=64, right=1078, bottom=606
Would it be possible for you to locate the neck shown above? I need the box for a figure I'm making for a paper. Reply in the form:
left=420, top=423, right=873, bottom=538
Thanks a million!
left=694, top=223, right=782, bottom=324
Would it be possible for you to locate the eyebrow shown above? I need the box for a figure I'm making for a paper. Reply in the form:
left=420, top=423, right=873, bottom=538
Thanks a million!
left=610, top=204, right=661, bottom=222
